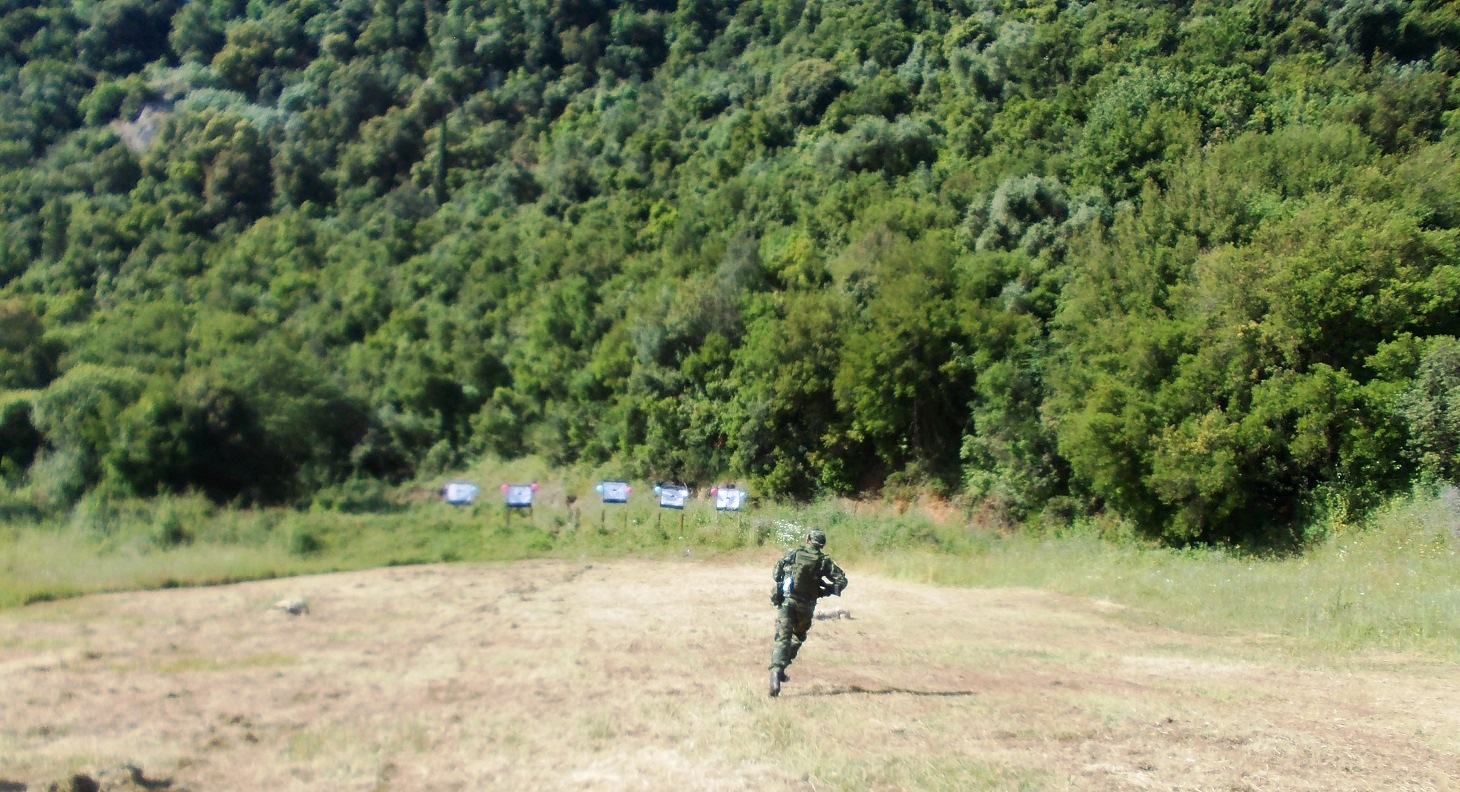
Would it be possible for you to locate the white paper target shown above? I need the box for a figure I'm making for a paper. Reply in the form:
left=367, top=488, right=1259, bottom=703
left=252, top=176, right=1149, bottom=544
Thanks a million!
left=600, top=480, right=631, bottom=504
left=443, top=481, right=479, bottom=505
left=504, top=484, right=535, bottom=508
left=657, top=486, right=688, bottom=509
left=714, top=487, right=746, bottom=511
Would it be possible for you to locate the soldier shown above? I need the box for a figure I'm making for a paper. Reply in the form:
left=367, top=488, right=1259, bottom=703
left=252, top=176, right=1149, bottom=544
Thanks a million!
left=768, top=529, right=848, bottom=697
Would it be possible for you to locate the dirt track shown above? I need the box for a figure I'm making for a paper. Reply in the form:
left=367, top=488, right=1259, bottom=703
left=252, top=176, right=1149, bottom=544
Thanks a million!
left=3, top=556, right=1459, bottom=790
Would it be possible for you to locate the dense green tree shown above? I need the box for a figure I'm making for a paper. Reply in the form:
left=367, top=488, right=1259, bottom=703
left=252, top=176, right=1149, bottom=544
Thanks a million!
left=77, top=0, right=182, bottom=76
left=775, top=58, right=845, bottom=125
left=0, top=390, right=41, bottom=482
left=727, top=291, right=848, bottom=496
left=0, top=299, right=59, bottom=389
left=212, top=15, right=311, bottom=99
left=137, top=107, right=275, bottom=232
left=169, top=2, right=226, bottom=63
left=11, top=58, right=90, bottom=155
left=1071, top=66, right=1203, bottom=200
left=834, top=230, right=967, bottom=483
left=102, top=375, right=280, bottom=500
left=28, top=364, right=147, bottom=502
left=956, top=248, right=1064, bottom=523
left=1396, top=336, right=1460, bottom=483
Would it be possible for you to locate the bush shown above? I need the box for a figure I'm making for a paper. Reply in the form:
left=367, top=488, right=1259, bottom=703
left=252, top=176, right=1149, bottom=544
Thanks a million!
left=0, top=392, right=41, bottom=482
left=1397, top=337, right=1460, bottom=483
left=152, top=509, right=193, bottom=547
left=288, top=525, right=324, bottom=556
left=310, top=478, right=401, bottom=514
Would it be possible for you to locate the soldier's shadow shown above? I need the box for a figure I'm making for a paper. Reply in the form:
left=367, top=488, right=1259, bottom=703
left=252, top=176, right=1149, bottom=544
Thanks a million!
left=789, top=685, right=976, bottom=698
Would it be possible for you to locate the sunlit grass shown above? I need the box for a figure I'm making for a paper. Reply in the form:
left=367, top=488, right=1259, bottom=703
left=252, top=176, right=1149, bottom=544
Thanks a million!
left=0, top=522, right=297, bottom=606
left=858, top=490, right=1460, bottom=661
left=3, top=467, right=1458, bottom=661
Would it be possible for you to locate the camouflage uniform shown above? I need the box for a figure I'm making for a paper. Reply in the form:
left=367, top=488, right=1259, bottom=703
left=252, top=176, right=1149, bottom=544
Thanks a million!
left=768, top=531, right=848, bottom=696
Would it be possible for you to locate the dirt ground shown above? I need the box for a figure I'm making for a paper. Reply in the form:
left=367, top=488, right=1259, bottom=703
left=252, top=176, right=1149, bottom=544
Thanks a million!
left=2, top=556, right=1459, bottom=791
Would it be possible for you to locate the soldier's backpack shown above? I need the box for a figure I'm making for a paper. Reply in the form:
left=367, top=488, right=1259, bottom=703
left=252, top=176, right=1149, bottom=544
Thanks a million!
left=784, top=546, right=824, bottom=598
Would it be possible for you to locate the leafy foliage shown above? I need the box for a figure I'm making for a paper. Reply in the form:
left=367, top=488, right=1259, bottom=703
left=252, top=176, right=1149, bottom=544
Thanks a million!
left=1, top=0, right=1458, bottom=545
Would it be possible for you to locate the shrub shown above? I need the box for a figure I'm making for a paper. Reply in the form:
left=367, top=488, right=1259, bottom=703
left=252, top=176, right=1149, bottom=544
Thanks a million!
left=1397, top=337, right=1460, bottom=483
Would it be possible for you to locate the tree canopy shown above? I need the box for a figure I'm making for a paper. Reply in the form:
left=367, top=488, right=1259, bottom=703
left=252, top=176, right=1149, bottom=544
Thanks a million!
left=2, top=0, right=1458, bottom=545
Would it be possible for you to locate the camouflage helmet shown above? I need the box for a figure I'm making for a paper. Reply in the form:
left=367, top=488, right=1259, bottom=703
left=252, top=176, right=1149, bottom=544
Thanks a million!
left=808, top=529, right=827, bottom=547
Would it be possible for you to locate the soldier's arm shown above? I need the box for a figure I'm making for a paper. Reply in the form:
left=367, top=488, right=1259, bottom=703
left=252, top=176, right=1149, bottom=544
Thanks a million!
left=770, top=552, right=791, bottom=606
left=826, top=559, right=848, bottom=594
left=772, top=551, right=792, bottom=582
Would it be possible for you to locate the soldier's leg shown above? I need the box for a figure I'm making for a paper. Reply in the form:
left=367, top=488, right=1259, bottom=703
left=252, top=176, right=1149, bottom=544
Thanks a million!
left=769, top=602, right=796, bottom=670
left=781, top=601, right=816, bottom=665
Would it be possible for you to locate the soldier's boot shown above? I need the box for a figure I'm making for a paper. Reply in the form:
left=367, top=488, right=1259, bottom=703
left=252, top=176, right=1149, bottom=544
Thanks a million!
left=768, top=668, right=781, bottom=698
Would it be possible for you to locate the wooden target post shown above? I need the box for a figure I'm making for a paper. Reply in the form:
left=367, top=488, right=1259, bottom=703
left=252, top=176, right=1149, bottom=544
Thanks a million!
left=501, top=483, right=537, bottom=533
left=655, top=484, right=688, bottom=540
left=597, top=480, right=631, bottom=534
left=710, top=485, right=747, bottom=540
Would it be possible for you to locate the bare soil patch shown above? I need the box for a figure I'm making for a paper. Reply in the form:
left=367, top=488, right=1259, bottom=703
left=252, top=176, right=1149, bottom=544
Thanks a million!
left=2, top=557, right=1458, bottom=790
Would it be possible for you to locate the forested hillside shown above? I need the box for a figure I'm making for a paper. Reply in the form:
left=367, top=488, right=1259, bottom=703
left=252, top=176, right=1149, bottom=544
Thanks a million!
left=2, top=0, right=1458, bottom=545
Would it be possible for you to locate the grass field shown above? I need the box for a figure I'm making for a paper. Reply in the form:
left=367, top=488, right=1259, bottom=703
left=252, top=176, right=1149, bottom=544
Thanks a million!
left=4, top=471, right=1459, bottom=661
left=3, top=468, right=1460, bottom=789
left=4, top=556, right=1460, bottom=790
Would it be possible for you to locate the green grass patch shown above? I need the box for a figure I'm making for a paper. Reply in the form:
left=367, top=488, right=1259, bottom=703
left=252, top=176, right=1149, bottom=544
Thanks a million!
left=856, top=489, right=1460, bottom=661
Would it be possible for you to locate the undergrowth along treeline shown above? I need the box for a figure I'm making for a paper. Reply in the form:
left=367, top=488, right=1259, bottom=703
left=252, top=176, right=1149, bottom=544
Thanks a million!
left=2, top=0, right=1460, bottom=545
left=4, top=458, right=1459, bottom=661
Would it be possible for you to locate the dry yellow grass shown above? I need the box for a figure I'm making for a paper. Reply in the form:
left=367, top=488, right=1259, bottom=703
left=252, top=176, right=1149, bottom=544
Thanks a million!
left=3, top=557, right=1459, bottom=790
